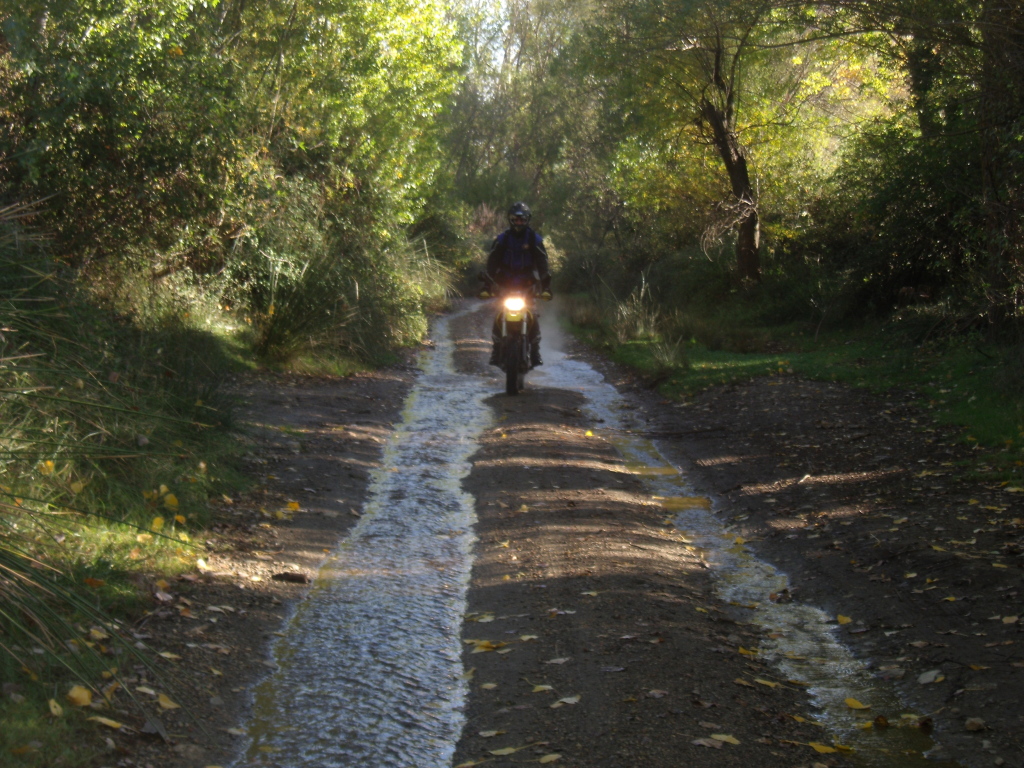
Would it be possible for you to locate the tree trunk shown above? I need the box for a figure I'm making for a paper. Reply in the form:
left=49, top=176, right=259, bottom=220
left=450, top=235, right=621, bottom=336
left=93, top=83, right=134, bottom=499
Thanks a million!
left=700, top=98, right=760, bottom=281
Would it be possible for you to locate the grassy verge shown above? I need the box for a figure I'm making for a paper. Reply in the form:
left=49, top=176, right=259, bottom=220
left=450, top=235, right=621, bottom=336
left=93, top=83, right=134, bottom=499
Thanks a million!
left=0, top=219, right=250, bottom=766
left=564, top=295, right=1024, bottom=480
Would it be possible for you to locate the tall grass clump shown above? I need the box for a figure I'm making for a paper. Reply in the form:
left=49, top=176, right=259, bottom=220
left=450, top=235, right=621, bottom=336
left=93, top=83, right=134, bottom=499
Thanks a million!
left=0, top=206, right=239, bottom=749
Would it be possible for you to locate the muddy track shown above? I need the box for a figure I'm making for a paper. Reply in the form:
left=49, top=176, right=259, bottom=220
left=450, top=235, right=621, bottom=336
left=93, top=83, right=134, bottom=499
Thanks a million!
left=120, top=301, right=1022, bottom=768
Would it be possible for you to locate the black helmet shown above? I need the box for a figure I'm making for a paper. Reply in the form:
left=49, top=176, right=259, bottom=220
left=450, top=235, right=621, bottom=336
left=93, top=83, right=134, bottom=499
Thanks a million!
left=508, top=202, right=531, bottom=231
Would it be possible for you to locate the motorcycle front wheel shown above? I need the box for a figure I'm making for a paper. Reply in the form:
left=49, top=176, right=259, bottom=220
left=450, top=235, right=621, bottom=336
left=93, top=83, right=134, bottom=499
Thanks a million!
left=505, top=340, right=522, bottom=396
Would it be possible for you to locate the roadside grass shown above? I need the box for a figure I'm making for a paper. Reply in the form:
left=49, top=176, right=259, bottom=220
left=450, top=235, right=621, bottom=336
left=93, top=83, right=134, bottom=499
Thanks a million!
left=0, top=219, right=250, bottom=762
left=565, top=297, right=1024, bottom=480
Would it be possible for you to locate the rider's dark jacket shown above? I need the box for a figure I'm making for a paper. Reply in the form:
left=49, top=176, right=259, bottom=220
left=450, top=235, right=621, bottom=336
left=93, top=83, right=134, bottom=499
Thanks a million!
left=486, top=227, right=551, bottom=290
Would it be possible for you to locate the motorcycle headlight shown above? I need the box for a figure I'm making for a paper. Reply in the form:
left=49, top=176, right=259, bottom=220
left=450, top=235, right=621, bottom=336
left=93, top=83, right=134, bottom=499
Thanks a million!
left=503, top=297, right=526, bottom=312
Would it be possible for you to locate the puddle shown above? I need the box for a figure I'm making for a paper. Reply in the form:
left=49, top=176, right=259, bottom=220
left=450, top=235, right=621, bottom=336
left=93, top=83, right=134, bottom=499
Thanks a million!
left=535, top=339, right=960, bottom=768
left=237, top=309, right=491, bottom=767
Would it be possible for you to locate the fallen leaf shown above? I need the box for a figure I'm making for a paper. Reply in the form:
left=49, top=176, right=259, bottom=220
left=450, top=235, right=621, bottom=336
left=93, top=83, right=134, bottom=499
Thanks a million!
left=48, top=699, right=63, bottom=717
left=66, top=686, right=92, bottom=707
left=151, top=516, right=165, bottom=532
left=287, top=501, right=300, bottom=511
left=158, top=651, right=182, bottom=661
left=520, top=635, right=539, bottom=642
left=136, top=686, right=157, bottom=696
left=479, top=730, right=505, bottom=738
left=163, top=494, right=178, bottom=510
left=692, top=738, right=723, bottom=749
left=581, top=591, right=599, bottom=596
left=837, top=615, right=852, bottom=625
left=647, top=689, right=668, bottom=698
left=845, top=698, right=870, bottom=710
left=480, top=683, right=498, bottom=690
left=733, top=678, right=755, bottom=688
left=157, top=693, right=180, bottom=710
left=89, top=627, right=109, bottom=641
left=754, top=679, right=780, bottom=688
left=539, top=755, right=561, bottom=763
left=458, top=668, right=475, bottom=681
left=490, top=745, right=527, bottom=756
left=1003, top=616, right=1019, bottom=624
left=70, top=481, right=85, bottom=494
left=809, top=742, right=837, bottom=754
left=550, top=695, right=580, bottom=708
left=533, top=685, right=554, bottom=693
left=738, top=646, right=758, bottom=656
left=83, top=577, right=104, bottom=589
left=917, top=670, right=944, bottom=684
left=711, top=734, right=740, bottom=745
left=87, top=716, right=125, bottom=730
left=544, top=657, right=570, bottom=665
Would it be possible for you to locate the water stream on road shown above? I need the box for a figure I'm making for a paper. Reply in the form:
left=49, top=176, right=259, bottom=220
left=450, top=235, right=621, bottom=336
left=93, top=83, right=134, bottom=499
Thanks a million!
left=237, top=304, right=956, bottom=767
left=535, top=320, right=958, bottom=768
left=239, top=308, right=491, bottom=767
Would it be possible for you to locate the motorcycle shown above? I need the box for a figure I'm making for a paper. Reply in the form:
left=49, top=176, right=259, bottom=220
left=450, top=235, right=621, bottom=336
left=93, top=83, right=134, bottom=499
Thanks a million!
left=478, top=272, right=548, bottom=396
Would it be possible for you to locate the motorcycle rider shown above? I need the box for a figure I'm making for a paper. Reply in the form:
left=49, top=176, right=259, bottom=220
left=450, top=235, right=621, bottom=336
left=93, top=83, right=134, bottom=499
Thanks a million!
left=484, top=202, right=552, bottom=367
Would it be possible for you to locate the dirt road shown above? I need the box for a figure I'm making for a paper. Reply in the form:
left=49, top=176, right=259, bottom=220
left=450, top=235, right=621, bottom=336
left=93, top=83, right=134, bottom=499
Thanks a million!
left=123, top=301, right=1023, bottom=768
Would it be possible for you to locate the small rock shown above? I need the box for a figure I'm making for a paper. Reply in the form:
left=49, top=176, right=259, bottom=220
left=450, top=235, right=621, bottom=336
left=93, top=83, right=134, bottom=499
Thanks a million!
left=965, top=717, right=986, bottom=732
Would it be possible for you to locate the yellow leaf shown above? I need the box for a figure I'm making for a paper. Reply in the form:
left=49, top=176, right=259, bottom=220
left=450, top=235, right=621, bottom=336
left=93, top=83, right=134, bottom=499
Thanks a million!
left=175, top=515, right=186, bottom=524
left=738, top=646, right=758, bottom=656
left=478, top=730, right=504, bottom=738
left=533, top=685, right=553, bottom=692
left=845, top=698, right=870, bottom=710
left=733, top=536, right=746, bottom=545
left=87, top=716, right=124, bottom=730
left=498, top=540, right=510, bottom=548
left=695, top=607, right=708, bottom=613
left=733, top=678, right=754, bottom=688
left=48, top=699, right=63, bottom=717
left=809, top=742, right=837, bottom=754
left=943, top=596, right=957, bottom=602
left=754, top=679, right=779, bottom=688
left=490, top=746, right=526, bottom=755
left=539, top=755, right=561, bottom=763
left=136, top=533, right=153, bottom=544
left=711, top=734, right=740, bottom=745
left=151, top=516, right=165, bottom=532
left=155, top=579, right=169, bottom=591
left=455, top=762, right=487, bottom=767
left=163, top=494, right=178, bottom=510
left=837, top=615, right=852, bottom=625
left=969, top=664, right=990, bottom=670
left=66, top=686, right=92, bottom=707
left=520, top=635, right=539, bottom=641
left=38, top=460, right=55, bottom=476
left=70, top=481, right=84, bottom=494
left=89, top=627, right=109, bottom=641
left=458, top=668, right=476, bottom=681
left=158, top=651, right=182, bottom=661
left=585, top=430, right=594, bottom=437
left=932, top=544, right=946, bottom=552
left=158, top=693, right=180, bottom=710
left=480, top=683, right=497, bottom=690
left=792, top=715, right=808, bottom=723
left=994, top=563, right=1008, bottom=569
